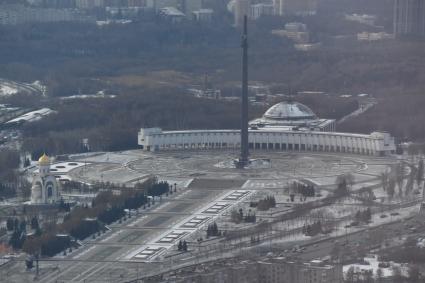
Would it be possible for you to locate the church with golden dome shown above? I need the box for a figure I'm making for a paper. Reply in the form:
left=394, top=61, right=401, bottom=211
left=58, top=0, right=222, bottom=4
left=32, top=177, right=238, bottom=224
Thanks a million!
left=31, top=154, right=61, bottom=204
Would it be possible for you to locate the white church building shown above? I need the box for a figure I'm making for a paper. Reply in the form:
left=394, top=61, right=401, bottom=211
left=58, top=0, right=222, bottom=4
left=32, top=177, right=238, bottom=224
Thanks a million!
left=31, top=154, right=61, bottom=204
left=138, top=101, right=395, bottom=156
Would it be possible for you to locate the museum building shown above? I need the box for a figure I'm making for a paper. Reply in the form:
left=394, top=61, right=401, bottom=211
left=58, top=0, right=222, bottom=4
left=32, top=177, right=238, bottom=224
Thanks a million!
left=138, top=101, right=395, bottom=156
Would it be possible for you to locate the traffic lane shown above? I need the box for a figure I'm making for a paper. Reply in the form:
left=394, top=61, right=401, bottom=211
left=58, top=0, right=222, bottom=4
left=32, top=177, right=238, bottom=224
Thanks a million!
left=296, top=215, right=424, bottom=261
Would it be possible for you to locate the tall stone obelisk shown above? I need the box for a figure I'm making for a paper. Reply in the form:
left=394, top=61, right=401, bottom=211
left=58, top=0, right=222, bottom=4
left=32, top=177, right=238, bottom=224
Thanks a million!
left=238, top=15, right=249, bottom=168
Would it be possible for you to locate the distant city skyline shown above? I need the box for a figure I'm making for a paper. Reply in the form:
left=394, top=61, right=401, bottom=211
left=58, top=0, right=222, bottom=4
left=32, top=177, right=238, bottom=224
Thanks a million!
left=394, top=0, right=425, bottom=37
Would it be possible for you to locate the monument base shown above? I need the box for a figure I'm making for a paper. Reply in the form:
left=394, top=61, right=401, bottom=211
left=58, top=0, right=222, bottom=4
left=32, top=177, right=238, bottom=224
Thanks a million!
left=214, top=158, right=271, bottom=170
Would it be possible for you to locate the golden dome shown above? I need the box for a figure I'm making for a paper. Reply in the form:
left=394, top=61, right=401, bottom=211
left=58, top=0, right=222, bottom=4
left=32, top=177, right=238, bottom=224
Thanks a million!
left=38, top=153, right=50, bottom=165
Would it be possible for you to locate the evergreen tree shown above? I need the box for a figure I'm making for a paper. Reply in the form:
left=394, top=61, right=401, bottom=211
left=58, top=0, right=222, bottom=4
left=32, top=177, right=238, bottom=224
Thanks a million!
left=355, top=210, right=361, bottom=222
left=19, top=220, right=26, bottom=232
left=13, top=218, right=19, bottom=231
left=34, top=226, right=42, bottom=237
left=381, top=171, right=388, bottom=192
left=335, top=176, right=348, bottom=196
left=24, top=158, right=30, bottom=167
left=9, top=229, right=25, bottom=249
left=387, top=178, right=396, bottom=199
left=31, top=217, right=39, bottom=230
left=6, top=218, right=14, bottom=231
left=364, top=208, right=372, bottom=222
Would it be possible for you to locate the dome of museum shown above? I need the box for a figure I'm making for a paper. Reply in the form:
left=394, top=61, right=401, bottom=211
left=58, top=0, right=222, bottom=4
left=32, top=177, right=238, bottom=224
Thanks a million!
left=263, top=101, right=317, bottom=121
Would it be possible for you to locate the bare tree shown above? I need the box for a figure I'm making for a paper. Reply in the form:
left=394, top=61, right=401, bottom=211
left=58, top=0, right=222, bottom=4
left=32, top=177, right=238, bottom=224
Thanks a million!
left=381, top=171, right=389, bottom=192
left=394, top=162, right=404, bottom=196
left=417, top=159, right=424, bottom=186
left=387, top=177, right=396, bottom=200
left=376, top=268, right=383, bottom=283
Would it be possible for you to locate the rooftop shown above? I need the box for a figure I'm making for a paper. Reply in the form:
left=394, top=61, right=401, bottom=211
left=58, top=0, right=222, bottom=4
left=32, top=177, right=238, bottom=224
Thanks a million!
left=263, top=101, right=317, bottom=121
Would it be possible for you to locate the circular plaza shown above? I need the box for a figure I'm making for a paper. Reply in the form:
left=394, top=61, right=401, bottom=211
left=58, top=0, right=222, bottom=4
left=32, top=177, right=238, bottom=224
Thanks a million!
left=67, top=150, right=396, bottom=189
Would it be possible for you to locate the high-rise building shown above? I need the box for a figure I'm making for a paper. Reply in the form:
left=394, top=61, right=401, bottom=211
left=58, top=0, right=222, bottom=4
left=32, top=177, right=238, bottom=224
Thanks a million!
left=274, top=0, right=317, bottom=16
left=394, top=0, right=425, bottom=37
left=250, top=3, right=274, bottom=20
left=234, top=0, right=249, bottom=27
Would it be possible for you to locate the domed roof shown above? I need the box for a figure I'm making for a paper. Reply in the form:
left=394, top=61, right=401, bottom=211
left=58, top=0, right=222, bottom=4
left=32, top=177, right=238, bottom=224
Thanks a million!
left=38, top=153, right=50, bottom=165
left=263, top=101, right=316, bottom=120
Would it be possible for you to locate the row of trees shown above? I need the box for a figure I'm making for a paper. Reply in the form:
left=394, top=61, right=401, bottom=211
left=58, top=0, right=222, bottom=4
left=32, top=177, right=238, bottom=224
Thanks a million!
left=147, top=181, right=169, bottom=197
left=6, top=216, right=39, bottom=231
left=0, top=149, right=28, bottom=200
left=7, top=217, right=42, bottom=251
left=335, top=173, right=355, bottom=197
left=357, top=187, right=376, bottom=202
left=302, top=221, right=323, bottom=237
left=177, top=240, right=188, bottom=252
left=20, top=89, right=253, bottom=156
left=8, top=218, right=28, bottom=249
left=289, top=181, right=316, bottom=198
left=230, top=208, right=256, bottom=224
left=340, top=93, right=425, bottom=142
left=354, top=208, right=372, bottom=224
left=255, top=195, right=277, bottom=211
left=379, top=161, right=419, bottom=200
left=21, top=178, right=169, bottom=256
left=206, top=222, right=220, bottom=238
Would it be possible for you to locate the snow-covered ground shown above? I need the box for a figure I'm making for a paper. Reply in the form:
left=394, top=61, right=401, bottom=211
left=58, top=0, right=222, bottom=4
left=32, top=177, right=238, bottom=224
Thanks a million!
left=0, top=79, right=46, bottom=97
left=343, top=254, right=408, bottom=279
left=6, top=108, right=55, bottom=124
left=76, top=151, right=141, bottom=164
left=246, top=199, right=420, bottom=252
left=123, top=189, right=256, bottom=262
left=0, top=85, right=18, bottom=96
left=30, top=161, right=89, bottom=182
left=49, top=161, right=88, bottom=174
left=60, top=91, right=116, bottom=100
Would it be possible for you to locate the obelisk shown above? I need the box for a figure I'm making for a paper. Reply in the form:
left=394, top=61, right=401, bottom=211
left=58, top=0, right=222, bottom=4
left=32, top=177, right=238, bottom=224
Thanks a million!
left=238, top=15, right=249, bottom=168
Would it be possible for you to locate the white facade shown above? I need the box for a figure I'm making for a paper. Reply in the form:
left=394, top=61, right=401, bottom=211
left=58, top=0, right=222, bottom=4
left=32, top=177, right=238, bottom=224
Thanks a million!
left=138, top=128, right=395, bottom=156
left=138, top=102, right=395, bottom=156
left=31, top=154, right=61, bottom=205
